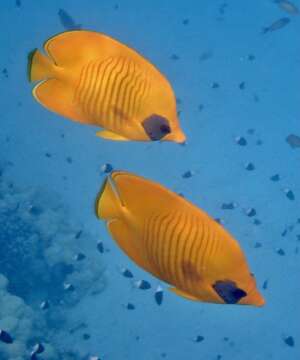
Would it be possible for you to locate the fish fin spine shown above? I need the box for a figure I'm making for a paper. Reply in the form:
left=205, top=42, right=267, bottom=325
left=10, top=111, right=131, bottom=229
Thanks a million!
left=95, top=174, right=125, bottom=220
left=27, top=49, right=56, bottom=82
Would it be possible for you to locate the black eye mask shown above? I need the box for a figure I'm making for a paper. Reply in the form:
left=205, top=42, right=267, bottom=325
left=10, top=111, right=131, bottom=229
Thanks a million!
left=212, top=280, right=247, bottom=304
left=142, top=114, right=171, bottom=141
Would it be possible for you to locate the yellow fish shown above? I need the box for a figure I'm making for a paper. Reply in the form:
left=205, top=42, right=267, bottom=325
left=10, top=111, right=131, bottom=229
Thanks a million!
left=95, top=171, right=265, bottom=307
left=27, top=30, right=186, bottom=143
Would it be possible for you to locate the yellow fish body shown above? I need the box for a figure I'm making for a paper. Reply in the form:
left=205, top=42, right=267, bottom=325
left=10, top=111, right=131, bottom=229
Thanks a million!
left=95, top=171, right=265, bottom=307
left=27, top=30, right=186, bottom=143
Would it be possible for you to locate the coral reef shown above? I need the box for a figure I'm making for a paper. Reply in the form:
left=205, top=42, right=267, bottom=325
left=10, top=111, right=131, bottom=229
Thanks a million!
left=0, top=164, right=106, bottom=359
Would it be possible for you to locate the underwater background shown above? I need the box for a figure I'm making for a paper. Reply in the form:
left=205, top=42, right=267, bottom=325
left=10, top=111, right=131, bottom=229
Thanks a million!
left=0, top=0, right=299, bottom=359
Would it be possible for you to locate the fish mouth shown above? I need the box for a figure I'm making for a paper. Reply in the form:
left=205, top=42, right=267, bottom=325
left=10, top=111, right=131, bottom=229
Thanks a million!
left=239, top=286, right=265, bottom=307
left=165, top=130, right=186, bottom=144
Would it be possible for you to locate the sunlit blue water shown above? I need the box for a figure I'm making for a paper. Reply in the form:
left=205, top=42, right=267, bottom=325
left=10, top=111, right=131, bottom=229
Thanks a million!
left=0, top=0, right=299, bottom=359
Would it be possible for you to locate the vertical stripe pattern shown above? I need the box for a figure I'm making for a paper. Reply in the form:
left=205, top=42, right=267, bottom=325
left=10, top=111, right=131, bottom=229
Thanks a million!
left=142, top=210, right=220, bottom=291
left=73, top=56, right=151, bottom=130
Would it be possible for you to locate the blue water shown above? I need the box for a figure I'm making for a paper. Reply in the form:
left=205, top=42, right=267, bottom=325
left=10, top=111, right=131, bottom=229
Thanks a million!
left=0, top=0, right=299, bottom=359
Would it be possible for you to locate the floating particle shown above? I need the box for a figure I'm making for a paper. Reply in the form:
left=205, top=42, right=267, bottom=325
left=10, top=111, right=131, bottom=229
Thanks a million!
left=270, top=174, right=280, bottom=182
left=28, top=205, right=43, bottom=216
left=253, top=219, right=262, bottom=226
left=286, top=134, right=300, bottom=148
left=69, top=322, right=87, bottom=334
left=182, top=170, right=194, bottom=179
left=284, top=336, right=295, bottom=347
left=15, top=0, right=21, bottom=7
left=73, top=252, right=86, bottom=261
left=284, top=188, right=295, bottom=200
left=121, top=268, right=134, bottom=278
left=216, top=355, right=222, bottom=360
left=58, top=8, right=82, bottom=30
left=83, top=333, right=91, bottom=340
left=245, top=208, right=256, bottom=217
left=275, top=0, right=299, bottom=15
left=170, top=54, right=180, bottom=61
left=101, top=163, right=113, bottom=173
left=63, top=283, right=75, bottom=292
left=154, top=285, right=164, bottom=305
left=182, top=18, right=190, bottom=25
left=114, top=4, right=119, bottom=10
left=32, top=343, right=45, bottom=354
left=235, top=136, right=247, bottom=146
left=127, top=303, right=135, bottom=310
left=134, top=280, right=151, bottom=290
left=45, top=152, right=52, bottom=158
left=244, top=162, right=255, bottom=171
left=0, top=329, right=13, bottom=344
left=281, top=228, right=288, bottom=237
left=295, top=247, right=299, bottom=254
left=194, top=335, right=205, bottom=343
left=221, top=202, right=237, bottom=210
left=161, top=353, right=167, bottom=358
left=40, top=300, right=50, bottom=310
left=262, top=280, right=268, bottom=290
left=199, top=51, right=213, bottom=62
left=30, top=353, right=38, bottom=360
left=212, top=82, right=220, bottom=89
left=239, top=82, right=246, bottom=90
left=219, top=2, right=228, bottom=15
left=262, top=17, right=290, bottom=34
left=276, top=248, right=285, bottom=256
left=215, top=218, right=225, bottom=225
left=97, top=241, right=104, bottom=253
left=223, top=337, right=229, bottom=342
left=248, top=54, right=256, bottom=61
left=253, top=93, right=260, bottom=102
left=254, top=242, right=262, bottom=248
left=247, top=128, right=255, bottom=135
left=256, top=139, right=263, bottom=146
left=198, top=104, right=204, bottom=112
left=2, top=68, right=8, bottom=78
left=75, top=230, right=83, bottom=239
left=177, top=192, right=185, bottom=198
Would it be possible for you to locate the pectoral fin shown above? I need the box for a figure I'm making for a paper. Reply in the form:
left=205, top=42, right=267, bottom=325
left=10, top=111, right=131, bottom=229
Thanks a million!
left=96, top=130, right=129, bottom=141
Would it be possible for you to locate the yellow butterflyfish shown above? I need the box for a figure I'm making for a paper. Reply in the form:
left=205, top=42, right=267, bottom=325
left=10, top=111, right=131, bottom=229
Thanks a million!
left=27, top=30, right=186, bottom=143
left=95, top=171, right=265, bottom=307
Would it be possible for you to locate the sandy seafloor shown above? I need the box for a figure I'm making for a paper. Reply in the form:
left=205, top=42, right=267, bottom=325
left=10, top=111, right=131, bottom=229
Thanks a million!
left=0, top=0, right=299, bottom=359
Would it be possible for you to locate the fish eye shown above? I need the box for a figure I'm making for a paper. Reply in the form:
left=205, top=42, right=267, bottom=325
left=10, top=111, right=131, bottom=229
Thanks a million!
left=142, top=114, right=171, bottom=141
left=160, top=124, right=171, bottom=134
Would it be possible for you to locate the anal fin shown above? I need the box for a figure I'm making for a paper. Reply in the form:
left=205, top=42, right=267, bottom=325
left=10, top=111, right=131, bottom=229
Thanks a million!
left=96, top=130, right=130, bottom=141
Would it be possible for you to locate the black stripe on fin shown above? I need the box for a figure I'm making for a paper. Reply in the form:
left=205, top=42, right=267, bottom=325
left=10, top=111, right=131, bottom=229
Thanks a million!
left=27, top=48, right=38, bottom=81
left=94, top=176, right=108, bottom=218
left=212, top=280, right=247, bottom=304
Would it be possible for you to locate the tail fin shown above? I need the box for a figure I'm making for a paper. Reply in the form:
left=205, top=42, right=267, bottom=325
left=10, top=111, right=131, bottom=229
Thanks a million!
left=95, top=175, right=124, bottom=220
left=27, top=49, right=55, bottom=82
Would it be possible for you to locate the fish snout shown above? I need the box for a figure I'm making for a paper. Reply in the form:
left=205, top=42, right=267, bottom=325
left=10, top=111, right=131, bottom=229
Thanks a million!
left=240, top=287, right=265, bottom=307
left=167, top=129, right=187, bottom=144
